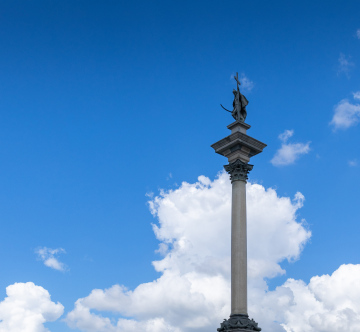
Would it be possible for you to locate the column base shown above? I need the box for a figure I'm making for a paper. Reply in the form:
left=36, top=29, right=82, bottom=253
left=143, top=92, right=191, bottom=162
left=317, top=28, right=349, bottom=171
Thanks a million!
left=217, top=314, right=261, bottom=332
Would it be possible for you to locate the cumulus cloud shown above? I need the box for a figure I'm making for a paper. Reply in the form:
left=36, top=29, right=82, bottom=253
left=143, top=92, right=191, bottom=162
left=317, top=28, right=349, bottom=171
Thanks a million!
left=35, top=247, right=67, bottom=271
left=259, top=264, right=360, bottom=332
left=338, top=53, right=354, bottom=77
left=271, top=130, right=311, bottom=166
left=356, top=29, right=360, bottom=39
left=65, top=173, right=311, bottom=332
left=0, top=282, right=64, bottom=332
left=330, top=93, right=360, bottom=130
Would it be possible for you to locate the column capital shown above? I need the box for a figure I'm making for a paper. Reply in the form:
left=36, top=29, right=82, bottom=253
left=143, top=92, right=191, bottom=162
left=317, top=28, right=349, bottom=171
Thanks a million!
left=224, top=159, right=253, bottom=182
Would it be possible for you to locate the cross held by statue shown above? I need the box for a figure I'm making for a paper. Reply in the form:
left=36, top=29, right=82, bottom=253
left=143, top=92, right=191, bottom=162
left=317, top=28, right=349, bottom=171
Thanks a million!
left=234, top=72, right=241, bottom=88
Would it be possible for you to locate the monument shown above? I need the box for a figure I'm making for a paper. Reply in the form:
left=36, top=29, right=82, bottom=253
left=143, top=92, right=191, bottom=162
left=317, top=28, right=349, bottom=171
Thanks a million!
left=211, top=73, right=267, bottom=332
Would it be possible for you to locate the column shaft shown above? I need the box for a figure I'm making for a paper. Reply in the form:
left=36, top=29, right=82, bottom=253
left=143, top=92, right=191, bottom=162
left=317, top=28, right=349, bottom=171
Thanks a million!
left=231, top=179, right=247, bottom=315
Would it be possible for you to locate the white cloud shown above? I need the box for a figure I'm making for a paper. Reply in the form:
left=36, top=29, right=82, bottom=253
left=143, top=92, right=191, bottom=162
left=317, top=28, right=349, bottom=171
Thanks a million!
left=66, top=173, right=311, bottom=332
left=0, top=282, right=64, bottom=332
left=239, top=73, right=254, bottom=92
left=260, top=264, right=360, bottom=332
left=330, top=95, right=360, bottom=130
left=271, top=130, right=311, bottom=166
left=353, top=91, right=360, bottom=100
left=348, top=160, right=357, bottom=167
left=338, top=53, right=354, bottom=77
left=356, top=29, right=360, bottom=39
left=230, top=73, right=254, bottom=92
left=278, top=129, right=294, bottom=143
left=35, top=247, right=67, bottom=271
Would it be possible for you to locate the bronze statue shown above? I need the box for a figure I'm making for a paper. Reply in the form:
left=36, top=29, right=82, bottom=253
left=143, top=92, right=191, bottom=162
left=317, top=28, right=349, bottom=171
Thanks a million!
left=221, top=72, right=248, bottom=122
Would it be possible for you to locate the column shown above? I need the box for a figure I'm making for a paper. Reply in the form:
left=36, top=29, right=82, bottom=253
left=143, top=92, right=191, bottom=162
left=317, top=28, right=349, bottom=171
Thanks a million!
left=224, top=159, right=253, bottom=316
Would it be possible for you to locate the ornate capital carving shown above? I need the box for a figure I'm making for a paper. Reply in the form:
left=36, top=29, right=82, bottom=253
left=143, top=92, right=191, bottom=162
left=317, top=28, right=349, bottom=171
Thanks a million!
left=224, top=159, right=253, bottom=182
left=217, top=314, right=261, bottom=332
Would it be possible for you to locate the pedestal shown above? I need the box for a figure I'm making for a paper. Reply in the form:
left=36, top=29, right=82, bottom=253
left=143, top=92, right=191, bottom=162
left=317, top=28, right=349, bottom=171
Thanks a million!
left=218, top=314, right=261, bottom=332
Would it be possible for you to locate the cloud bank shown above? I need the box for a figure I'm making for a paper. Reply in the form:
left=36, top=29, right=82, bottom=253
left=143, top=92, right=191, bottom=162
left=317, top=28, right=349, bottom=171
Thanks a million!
left=65, top=173, right=311, bottom=332
left=265, top=264, right=360, bottom=332
left=2, top=173, right=360, bottom=332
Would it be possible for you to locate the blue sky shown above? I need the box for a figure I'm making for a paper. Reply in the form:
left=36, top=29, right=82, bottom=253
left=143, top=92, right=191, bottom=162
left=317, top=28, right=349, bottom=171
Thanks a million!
left=0, top=1, right=360, bottom=332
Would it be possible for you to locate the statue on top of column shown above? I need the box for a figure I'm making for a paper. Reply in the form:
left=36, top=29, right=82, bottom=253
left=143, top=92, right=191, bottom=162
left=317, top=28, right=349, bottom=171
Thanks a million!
left=221, top=72, right=248, bottom=122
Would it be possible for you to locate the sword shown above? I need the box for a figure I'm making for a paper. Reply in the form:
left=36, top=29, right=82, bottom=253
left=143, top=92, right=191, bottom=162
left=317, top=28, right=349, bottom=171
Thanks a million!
left=220, top=104, right=232, bottom=113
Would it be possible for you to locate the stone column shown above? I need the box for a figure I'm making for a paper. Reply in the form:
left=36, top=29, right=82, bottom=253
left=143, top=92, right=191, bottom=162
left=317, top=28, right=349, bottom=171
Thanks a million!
left=211, top=120, right=266, bottom=332
left=225, top=160, right=253, bottom=316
